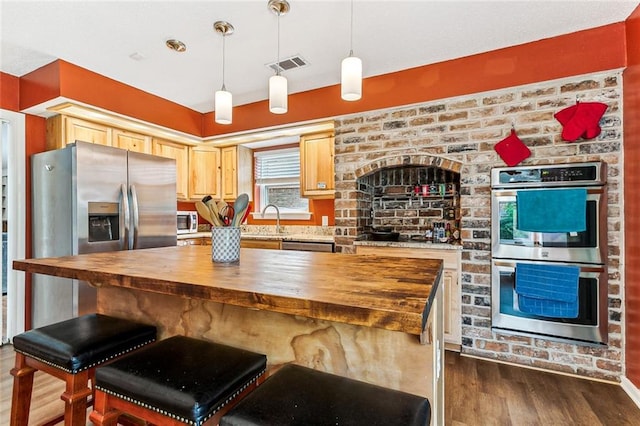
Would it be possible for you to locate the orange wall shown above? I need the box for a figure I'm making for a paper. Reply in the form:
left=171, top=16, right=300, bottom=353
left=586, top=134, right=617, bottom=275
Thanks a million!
left=0, top=72, right=20, bottom=111
left=624, top=5, right=640, bottom=389
left=19, top=60, right=203, bottom=137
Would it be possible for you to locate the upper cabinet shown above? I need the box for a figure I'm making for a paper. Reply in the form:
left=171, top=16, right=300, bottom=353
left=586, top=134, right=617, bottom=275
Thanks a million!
left=188, top=145, right=220, bottom=201
left=152, top=138, right=189, bottom=200
left=113, top=129, right=152, bottom=154
left=220, top=145, right=253, bottom=201
left=300, top=132, right=335, bottom=199
left=47, top=115, right=112, bottom=150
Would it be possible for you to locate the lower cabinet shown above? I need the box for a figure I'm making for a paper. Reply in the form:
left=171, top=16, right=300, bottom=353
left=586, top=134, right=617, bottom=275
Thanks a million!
left=355, top=245, right=462, bottom=350
left=240, top=239, right=282, bottom=250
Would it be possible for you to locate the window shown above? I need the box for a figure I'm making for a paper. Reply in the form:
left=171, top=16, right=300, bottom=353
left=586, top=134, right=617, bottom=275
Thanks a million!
left=254, top=147, right=310, bottom=219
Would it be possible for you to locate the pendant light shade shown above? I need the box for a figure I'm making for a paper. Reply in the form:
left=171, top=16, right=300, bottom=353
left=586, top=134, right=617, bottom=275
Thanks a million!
left=269, top=74, right=288, bottom=114
left=214, top=20, right=234, bottom=125
left=341, top=0, right=362, bottom=101
left=215, top=89, right=232, bottom=124
left=268, top=0, right=290, bottom=114
left=341, top=55, right=362, bottom=101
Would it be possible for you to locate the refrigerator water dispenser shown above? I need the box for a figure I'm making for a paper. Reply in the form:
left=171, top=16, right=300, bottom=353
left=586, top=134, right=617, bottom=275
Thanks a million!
left=88, top=202, right=119, bottom=242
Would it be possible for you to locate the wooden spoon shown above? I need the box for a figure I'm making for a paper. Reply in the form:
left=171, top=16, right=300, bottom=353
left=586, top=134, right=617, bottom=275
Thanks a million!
left=195, top=201, right=214, bottom=226
left=206, top=199, right=223, bottom=227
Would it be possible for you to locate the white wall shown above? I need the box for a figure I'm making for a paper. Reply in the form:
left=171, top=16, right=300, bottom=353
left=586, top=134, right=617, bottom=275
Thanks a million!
left=0, top=110, right=26, bottom=342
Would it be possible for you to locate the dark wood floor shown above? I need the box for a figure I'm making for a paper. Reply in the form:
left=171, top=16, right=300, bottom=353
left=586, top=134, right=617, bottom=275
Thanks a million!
left=446, top=351, right=640, bottom=425
left=0, top=343, right=639, bottom=425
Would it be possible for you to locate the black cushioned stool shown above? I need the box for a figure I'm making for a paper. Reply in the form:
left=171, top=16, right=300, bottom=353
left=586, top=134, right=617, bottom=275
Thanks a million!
left=220, top=363, right=431, bottom=426
left=10, top=313, right=157, bottom=426
left=89, top=335, right=267, bottom=426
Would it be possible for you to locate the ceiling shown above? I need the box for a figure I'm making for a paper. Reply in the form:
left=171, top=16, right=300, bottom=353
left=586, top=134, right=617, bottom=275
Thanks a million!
left=1, top=1, right=638, bottom=114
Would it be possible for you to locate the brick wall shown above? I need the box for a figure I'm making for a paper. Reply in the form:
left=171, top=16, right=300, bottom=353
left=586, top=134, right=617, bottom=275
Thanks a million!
left=333, top=71, right=623, bottom=381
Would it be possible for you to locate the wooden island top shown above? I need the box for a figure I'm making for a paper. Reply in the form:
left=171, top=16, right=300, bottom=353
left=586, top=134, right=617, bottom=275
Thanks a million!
left=14, top=245, right=443, bottom=337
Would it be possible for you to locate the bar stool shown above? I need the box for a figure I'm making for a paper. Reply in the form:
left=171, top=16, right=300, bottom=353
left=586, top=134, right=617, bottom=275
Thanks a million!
left=10, top=313, right=157, bottom=426
left=220, top=363, right=431, bottom=426
left=89, top=335, right=267, bottom=426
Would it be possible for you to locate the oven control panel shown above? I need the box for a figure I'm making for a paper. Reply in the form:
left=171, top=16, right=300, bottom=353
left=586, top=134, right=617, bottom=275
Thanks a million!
left=491, top=161, right=606, bottom=188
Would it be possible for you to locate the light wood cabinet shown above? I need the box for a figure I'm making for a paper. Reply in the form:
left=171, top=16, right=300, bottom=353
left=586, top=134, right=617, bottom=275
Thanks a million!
left=300, top=132, right=335, bottom=199
left=47, top=115, right=113, bottom=150
left=188, top=145, right=220, bottom=201
left=240, top=239, right=282, bottom=250
left=113, top=129, right=151, bottom=154
left=221, top=146, right=253, bottom=201
left=355, top=245, right=462, bottom=350
left=152, top=138, right=189, bottom=200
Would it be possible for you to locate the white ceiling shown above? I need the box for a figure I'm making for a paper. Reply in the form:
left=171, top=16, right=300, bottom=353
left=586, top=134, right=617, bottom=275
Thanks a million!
left=1, top=1, right=638, bottom=114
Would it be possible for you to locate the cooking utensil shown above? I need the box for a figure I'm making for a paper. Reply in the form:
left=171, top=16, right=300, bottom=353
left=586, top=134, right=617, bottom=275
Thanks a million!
left=232, top=193, right=249, bottom=227
left=370, top=227, right=400, bottom=241
left=219, top=205, right=235, bottom=226
left=195, top=200, right=214, bottom=226
left=203, top=196, right=223, bottom=227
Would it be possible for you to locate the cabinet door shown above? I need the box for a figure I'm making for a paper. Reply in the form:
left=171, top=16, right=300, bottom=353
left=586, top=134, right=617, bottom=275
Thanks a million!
left=189, top=146, right=220, bottom=201
left=152, top=138, right=189, bottom=200
left=443, top=269, right=461, bottom=349
left=66, top=117, right=112, bottom=147
left=300, top=132, right=335, bottom=199
left=113, top=129, right=151, bottom=153
left=221, top=146, right=238, bottom=200
left=240, top=239, right=282, bottom=249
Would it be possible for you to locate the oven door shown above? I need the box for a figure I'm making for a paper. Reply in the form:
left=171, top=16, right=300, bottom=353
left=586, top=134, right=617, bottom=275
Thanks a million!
left=491, top=187, right=606, bottom=264
left=491, top=259, right=607, bottom=345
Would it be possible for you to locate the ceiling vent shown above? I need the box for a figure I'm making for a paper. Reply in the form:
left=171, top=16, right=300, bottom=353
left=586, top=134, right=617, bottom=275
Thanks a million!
left=266, top=55, right=308, bottom=73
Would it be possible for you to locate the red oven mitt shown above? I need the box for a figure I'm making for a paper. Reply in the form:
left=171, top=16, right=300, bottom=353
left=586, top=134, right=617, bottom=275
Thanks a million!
left=554, top=101, right=607, bottom=142
left=494, top=129, right=531, bottom=167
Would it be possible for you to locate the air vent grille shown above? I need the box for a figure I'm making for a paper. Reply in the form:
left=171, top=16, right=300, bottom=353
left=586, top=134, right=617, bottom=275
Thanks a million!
left=267, top=55, right=308, bottom=73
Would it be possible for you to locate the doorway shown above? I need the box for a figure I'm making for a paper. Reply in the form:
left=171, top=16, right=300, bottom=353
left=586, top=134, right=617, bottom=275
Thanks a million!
left=0, top=111, right=27, bottom=344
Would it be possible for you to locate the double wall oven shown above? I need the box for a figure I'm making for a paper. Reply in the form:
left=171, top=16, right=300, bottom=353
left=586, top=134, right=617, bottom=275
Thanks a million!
left=491, top=161, right=608, bottom=345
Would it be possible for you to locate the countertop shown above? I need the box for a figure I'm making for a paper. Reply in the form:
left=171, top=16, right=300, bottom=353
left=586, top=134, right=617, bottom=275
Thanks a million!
left=353, top=239, right=463, bottom=250
left=179, top=231, right=335, bottom=243
left=13, top=246, right=442, bottom=336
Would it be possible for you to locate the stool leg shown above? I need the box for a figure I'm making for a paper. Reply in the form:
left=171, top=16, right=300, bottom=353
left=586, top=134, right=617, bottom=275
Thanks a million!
left=60, top=369, right=92, bottom=426
left=89, top=390, right=121, bottom=426
left=10, top=353, right=36, bottom=426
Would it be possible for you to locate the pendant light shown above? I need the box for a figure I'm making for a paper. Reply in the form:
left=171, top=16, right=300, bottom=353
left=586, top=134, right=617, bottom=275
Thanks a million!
left=341, top=0, right=362, bottom=101
left=214, top=21, right=234, bottom=125
left=268, top=0, right=290, bottom=114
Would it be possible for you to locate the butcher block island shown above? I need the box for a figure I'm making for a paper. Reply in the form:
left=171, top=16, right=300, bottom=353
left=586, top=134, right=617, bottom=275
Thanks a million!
left=14, top=246, right=445, bottom=424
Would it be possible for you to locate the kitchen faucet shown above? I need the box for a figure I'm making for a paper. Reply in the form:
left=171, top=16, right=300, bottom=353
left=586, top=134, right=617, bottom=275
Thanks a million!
left=261, top=203, right=281, bottom=234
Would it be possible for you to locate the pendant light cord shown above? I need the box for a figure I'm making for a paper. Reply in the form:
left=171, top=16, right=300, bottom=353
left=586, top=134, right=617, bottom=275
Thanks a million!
left=221, top=33, right=227, bottom=91
left=349, top=0, right=354, bottom=57
left=276, top=12, right=281, bottom=76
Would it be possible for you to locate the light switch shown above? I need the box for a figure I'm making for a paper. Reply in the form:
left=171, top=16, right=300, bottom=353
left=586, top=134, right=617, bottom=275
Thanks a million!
left=322, top=216, right=328, bottom=227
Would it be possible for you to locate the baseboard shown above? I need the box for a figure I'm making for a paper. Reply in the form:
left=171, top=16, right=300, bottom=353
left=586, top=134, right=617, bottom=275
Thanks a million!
left=621, top=377, right=640, bottom=409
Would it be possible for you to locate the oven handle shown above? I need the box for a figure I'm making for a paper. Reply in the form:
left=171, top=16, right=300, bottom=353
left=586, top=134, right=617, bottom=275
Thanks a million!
left=492, top=260, right=605, bottom=273
left=492, top=187, right=605, bottom=197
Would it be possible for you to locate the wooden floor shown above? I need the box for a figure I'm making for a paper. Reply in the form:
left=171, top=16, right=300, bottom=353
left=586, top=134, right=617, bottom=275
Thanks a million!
left=0, top=344, right=638, bottom=425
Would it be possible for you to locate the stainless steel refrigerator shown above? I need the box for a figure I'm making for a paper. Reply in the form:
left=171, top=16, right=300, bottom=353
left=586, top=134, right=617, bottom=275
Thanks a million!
left=31, top=141, right=177, bottom=327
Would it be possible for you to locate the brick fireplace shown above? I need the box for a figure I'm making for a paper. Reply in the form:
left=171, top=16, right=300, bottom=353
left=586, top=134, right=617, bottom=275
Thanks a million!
left=354, top=159, right=461, bottom=241
left=333, top=71, right=624, bottom=381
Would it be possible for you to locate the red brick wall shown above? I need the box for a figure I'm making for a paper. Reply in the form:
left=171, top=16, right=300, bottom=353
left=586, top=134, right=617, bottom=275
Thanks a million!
left=334, top=72, right=624, bottom=381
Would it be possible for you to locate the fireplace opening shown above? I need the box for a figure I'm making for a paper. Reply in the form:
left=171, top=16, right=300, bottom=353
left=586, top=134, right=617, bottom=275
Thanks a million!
left=356, top=165, right=461, bottom=242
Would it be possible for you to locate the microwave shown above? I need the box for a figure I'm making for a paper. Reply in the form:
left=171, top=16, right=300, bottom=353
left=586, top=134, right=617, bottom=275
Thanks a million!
left=177, top=211, right=198, bottom=234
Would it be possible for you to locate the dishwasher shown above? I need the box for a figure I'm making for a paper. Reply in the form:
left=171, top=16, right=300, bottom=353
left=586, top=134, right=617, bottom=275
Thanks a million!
left=281, top=240, right=335, bottom=253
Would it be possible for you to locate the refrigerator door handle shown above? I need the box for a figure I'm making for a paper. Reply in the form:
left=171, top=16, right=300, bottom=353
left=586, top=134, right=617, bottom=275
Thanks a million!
left=130, top=184, right=140, bottom=249
left=120, top=183, right=130, bottom=250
